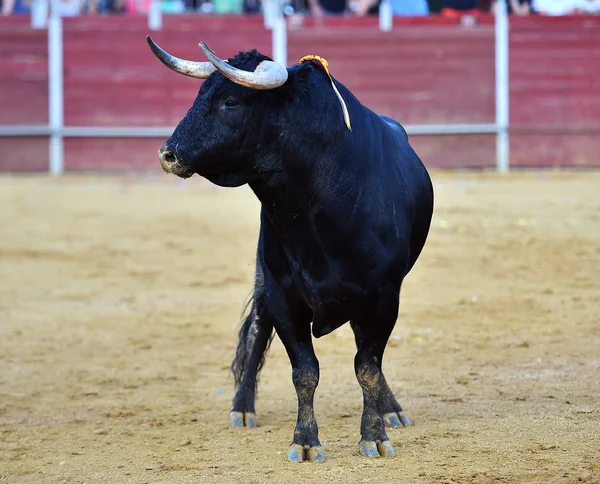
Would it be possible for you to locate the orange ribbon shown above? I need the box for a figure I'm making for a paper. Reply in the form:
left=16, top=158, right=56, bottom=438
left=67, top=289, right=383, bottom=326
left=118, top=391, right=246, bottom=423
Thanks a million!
left=299, top=55, right=352, bottom=132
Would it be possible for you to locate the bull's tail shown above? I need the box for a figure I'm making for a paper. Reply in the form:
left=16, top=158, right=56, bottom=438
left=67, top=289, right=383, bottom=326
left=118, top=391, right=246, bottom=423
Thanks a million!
left=231, top=294, right=275, bottom=390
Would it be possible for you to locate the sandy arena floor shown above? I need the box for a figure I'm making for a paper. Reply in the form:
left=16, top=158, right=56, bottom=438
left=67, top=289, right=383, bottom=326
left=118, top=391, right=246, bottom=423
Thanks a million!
left=0, top=171, right=599, bottom=483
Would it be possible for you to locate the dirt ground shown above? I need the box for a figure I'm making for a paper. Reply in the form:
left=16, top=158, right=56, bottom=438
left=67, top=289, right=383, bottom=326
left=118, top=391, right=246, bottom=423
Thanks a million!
left=0, top=171, right=599, bottom=484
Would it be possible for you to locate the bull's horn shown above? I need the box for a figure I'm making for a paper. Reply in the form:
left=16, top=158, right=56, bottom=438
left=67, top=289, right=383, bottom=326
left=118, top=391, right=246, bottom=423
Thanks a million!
left=199, top=40, right=288, bottom=90
left=147, top=35, right=216, bottom=79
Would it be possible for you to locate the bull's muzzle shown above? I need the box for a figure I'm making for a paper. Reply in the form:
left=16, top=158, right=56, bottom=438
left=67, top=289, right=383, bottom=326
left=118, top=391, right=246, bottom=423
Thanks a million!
left=157, top=145, right=194, bottom=179
left=158, top=145, right=178, bottom=174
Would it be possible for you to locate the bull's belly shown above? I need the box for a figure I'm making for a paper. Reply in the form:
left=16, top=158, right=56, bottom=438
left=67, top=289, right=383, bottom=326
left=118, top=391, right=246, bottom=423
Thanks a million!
left=300, top=279, right=371, bottom=338
left=283, top=242, right=407, bottom=338
left=311, top=307, right=352, bottom=338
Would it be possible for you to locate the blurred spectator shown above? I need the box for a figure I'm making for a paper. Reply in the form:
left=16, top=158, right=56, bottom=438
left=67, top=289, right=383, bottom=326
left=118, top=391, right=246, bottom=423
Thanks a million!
left=1, top=0, right=30, bottom=14
left=243, top=0, right=260, bottom=12
left=55, top=0, right=82, bottom=14
left=531, top=0, right=570, bottom=14
left=440, top=0, right=534, bottom=20
left=283, top=0, right=310, bottom=28
left=2, top=0, right=86, bottom=15
left=353, top=0, right=429, bottom=16
left=161, top=0, right=185, bottom=12
left=282, top=0, right=306, bottom=15
left=307, top=0, right=346, bottom=17
left=394, top=0, right=430, bottom=15
left=508, top=0, right=532, bottom=15
left=124, top=0, right=150, bottom=12
left=2, top=0, right=596, bottom=16
left=86, top=0, right=125, bottom=13
left=212, top=0, right=243, bottom=13
left=491, top=0, right=532, bottom=15
left=182, top=0, right=199, bottom=9
left=579, top=0, right=600, bottom=12
left=533, top=0, right=599, bottom=14
left=440, top=0, right=480, bottom=17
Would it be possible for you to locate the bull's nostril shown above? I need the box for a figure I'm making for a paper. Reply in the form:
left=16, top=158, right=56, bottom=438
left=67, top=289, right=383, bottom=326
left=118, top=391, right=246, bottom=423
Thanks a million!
left=162, top=151, right=177, bottom=164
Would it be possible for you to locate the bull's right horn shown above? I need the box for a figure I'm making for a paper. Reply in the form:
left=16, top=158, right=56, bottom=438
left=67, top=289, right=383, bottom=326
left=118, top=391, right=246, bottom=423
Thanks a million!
left=146, top=35, right=216, bottom=79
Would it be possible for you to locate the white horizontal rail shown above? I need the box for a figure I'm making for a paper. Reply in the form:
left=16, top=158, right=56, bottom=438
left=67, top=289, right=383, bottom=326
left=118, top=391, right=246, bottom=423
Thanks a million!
left=0, top=126, right=52, bottom=136
left=0, top=124, right=502, bottom=138
left=5, top=123, right=598, bottom=139
left=405, top=124, right=498, bottom=135
left=0, top=126, right=173, bottom=137
left=62, top=127, right=176, bottom=137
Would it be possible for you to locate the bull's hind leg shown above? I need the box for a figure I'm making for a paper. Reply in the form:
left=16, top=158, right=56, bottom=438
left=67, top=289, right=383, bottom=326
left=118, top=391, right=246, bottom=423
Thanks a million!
left=230, top=273, right=274, bottom=428
left=353, top=291, right=402, bottom=458
left=351, top=322, right=411, bottom=429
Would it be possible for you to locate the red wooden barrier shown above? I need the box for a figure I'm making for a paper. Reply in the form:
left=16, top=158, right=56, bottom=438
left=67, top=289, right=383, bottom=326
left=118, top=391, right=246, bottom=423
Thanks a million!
left=1, top=15, right=599, bottom=172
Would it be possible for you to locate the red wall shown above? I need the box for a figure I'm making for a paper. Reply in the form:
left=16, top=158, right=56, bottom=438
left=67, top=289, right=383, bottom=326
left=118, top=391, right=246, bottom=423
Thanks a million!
left=1, top=15, right=599, bottom=172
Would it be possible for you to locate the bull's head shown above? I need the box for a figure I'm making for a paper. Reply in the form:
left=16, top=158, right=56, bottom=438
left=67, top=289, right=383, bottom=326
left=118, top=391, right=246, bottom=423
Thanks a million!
left=147, top=36, right=316, bottom=188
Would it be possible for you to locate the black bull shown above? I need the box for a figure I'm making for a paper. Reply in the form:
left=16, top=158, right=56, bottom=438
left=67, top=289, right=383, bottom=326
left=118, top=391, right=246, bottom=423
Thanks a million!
left=147, top=37, right=434, bottom=462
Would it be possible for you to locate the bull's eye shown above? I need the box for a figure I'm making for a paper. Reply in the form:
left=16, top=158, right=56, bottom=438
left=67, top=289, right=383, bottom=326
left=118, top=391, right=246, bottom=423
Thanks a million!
left=224, top=98, right=239, bottom=108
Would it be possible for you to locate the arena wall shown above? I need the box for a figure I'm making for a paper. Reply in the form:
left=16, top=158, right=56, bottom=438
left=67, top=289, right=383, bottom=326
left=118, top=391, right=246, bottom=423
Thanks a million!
left=1, top=14, right=598, bottom=171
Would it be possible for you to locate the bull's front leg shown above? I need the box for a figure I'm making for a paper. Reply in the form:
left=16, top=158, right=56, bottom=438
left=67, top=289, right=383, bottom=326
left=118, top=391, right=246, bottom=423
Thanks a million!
left=264, top=281, right=324, bottom=462
left=277, top=318, right=324, bottom=462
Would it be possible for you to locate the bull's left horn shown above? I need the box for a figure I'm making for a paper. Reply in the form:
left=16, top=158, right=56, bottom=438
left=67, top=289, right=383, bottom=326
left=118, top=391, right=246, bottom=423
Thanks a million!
left=199, top=40, right=288, bottom=90
left=147, top=35, right=216, bottom=79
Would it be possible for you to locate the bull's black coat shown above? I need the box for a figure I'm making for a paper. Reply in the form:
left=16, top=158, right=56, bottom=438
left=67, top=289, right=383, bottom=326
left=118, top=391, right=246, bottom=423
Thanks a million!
left=158, top=48, right=434, bottom=461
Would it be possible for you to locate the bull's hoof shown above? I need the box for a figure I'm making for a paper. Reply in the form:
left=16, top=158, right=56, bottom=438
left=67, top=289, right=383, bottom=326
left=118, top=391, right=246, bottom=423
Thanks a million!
left=287, top=444, right=326, bottom=463
left=359, top=440, right=395, bottom=458
left=383, top=412, right=411, bottom=428
left=229, top=411, right=256, bottom=428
